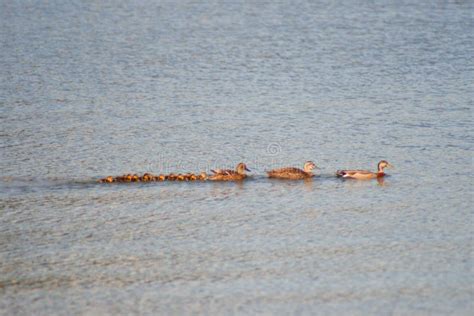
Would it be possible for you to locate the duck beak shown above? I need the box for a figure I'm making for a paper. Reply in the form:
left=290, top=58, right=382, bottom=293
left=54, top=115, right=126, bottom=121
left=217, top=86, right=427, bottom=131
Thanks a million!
left=388, top=163, right=394, bottom=169
left=314, top=166, right=320, bottom=170
left=245, top=167, right=251, bottom=172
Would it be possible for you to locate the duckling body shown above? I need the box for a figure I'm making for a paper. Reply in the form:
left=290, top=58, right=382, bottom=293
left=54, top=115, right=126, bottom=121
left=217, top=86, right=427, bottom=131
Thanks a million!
left=209, top=163, right=250, bottom=181
left=99, top=176, right=114, bottom=183
left=267, top=161, right=317, bottom=180
left=167, top=173, right=177, bottom=181
left=141, top=173, right=152, bottom=182
left=336, top=160, right=393, bottom=180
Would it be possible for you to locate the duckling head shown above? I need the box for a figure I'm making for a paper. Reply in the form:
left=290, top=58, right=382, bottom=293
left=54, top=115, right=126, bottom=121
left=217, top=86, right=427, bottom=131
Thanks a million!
left=236, top=163, right=250, bottom=175
left=303, top=161, right=318, bottom=172
left=378, top=160, right=393, bottom=172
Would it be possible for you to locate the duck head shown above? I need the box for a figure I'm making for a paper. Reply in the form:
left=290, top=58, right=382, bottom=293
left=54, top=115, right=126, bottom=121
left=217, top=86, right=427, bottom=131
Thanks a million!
left=303, top=161, right=318, bottom=172
left=236, top=163, right=250, bottom=175
left=377, top=160, right=394, bottom=172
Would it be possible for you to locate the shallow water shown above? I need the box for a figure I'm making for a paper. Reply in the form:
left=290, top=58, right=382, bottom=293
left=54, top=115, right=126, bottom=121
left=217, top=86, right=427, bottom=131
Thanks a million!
left=1, top=1, right=473, bottom=315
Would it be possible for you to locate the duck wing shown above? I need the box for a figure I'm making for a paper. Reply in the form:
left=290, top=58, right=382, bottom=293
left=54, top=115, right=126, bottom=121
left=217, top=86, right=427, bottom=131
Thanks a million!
left=209, top=171, right=245, bottom=181
left=267, top=167, right=303, bottom=174
left=267, top=167, right=310, bottom=179
left=211, top=168, right=233, bottom=175
left=336, top=169, right=374, bottom=178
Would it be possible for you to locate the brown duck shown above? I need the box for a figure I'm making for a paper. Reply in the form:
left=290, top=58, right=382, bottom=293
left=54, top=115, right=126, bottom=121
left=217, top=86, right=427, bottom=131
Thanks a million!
left=197, top=172, right=208, bottom=181
left=99, top=176, right=114, bottom=183
left=209, top=163, right=250, bottom=181
left=141, top=173, right=153, bottom=182
left=267, top=161, right=318, bottom=180
left=167, top=173, right=177, bottom=181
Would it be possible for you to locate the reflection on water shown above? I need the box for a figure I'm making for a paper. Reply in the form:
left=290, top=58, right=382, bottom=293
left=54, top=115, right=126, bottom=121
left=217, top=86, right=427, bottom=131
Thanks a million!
left=337, top=176, right=387, bottom=188
left=1, top=0, right=472, bottom=315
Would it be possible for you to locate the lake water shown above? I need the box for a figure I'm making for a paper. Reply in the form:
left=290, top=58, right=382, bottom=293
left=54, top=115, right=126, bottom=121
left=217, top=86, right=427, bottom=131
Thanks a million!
left=1, top=1, right=473, bottom=314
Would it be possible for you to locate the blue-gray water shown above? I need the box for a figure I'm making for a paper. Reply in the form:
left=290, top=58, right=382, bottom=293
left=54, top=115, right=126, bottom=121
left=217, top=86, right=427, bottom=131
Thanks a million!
left=1, top=1, right=473, bottom=315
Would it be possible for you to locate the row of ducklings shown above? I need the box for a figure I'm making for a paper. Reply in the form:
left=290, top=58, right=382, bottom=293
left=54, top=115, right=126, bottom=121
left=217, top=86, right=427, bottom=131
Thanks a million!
left=99, top=172, right=208, bottom=183
left=99, top=160, right=393, bottom=183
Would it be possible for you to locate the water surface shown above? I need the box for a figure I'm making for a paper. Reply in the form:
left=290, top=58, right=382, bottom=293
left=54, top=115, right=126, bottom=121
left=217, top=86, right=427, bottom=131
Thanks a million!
left=1, top=1, right=473, bottom=315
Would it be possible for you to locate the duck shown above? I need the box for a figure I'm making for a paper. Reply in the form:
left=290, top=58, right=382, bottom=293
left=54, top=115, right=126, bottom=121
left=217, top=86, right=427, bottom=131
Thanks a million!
left=267, top=161, right=318, bottom=180
left=141, top=173, right=152, bottom=182
left=336, top=160, right=394, bottom=180
left=99, top=176, right=114, bottom=183
left=123, top=174, right=132, bottom=182
left=209, top=163, right=250, bottom=181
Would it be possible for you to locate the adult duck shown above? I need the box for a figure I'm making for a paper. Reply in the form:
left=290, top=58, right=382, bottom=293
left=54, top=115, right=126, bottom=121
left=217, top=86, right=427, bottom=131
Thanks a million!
left=267, top=161, right=318, bottom=180
left=336, top=160, right=393, bottom=180
left=209, top=163, right=250, bottom=181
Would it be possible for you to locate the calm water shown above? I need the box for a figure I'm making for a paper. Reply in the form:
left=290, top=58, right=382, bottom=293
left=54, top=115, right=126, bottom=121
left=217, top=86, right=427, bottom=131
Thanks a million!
left=1, top=1, right=473, bottom=315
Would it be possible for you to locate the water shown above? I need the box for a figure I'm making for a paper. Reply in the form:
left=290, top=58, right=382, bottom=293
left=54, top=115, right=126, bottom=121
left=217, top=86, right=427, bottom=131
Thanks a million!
left=1, top=1, right=473, bottom=314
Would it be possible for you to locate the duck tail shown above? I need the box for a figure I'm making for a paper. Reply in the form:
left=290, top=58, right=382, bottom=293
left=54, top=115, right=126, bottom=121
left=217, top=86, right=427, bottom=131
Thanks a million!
left=336, top=170, right=346, bottom=177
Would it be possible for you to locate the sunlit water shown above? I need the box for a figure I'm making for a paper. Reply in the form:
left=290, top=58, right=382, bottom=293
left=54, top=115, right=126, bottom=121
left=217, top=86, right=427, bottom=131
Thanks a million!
left=1, top=1, right=473, bottom=315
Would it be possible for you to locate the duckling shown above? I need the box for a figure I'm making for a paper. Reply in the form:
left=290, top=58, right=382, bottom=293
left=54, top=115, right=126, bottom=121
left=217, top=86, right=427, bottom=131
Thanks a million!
left=209, top=163, right=250, bottom=181
left=132, top=174, right=139, bottom=182
left=99, top=176, right=114, bottom=183
left=189, top=174, right=197, bottom=181
left=336, top=160, right=394, bottom=180
left=167, top=173, right=177, bottom=181
left=267, top=161, right=318, bottom=180
left=177, top=174, right=186, bottom=181
left=124, top=174, right=133, bottom=182
left=158, top=174, right=166, bottom=181
left=198, top=172, right=208, bottom=181
left=141, top=173, right=152, bottom=182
